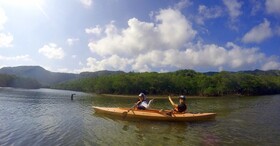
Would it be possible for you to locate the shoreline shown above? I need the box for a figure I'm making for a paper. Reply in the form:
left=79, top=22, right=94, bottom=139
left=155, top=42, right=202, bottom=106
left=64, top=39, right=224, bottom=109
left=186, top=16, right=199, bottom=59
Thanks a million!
left=99, top=94, right=220, bottom=99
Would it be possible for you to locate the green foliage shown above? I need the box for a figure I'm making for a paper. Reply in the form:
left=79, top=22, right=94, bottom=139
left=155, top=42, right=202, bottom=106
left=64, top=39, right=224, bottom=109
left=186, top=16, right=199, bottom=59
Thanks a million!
left=52, top=69, right=280, bottom=96
left=0, top=74, right=13, bottom=86
left=0, top=74, right=41, bottom=89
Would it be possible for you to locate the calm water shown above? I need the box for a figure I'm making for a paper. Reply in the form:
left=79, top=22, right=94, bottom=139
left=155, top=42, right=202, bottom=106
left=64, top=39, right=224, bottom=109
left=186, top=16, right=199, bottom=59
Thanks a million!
left=0, top=88, right=279, bottom=146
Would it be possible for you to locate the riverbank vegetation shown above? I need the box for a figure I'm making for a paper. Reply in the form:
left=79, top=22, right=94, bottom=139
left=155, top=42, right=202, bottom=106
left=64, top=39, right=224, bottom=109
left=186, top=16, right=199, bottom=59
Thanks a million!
left=52, top=70, right=280, bottom=96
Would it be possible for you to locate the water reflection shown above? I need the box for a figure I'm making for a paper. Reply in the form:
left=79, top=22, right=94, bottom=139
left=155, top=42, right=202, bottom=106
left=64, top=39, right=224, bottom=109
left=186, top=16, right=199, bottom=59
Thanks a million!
left=93, top=109, right=221, bottom=145
left=90, top=94, right=280, bottom=145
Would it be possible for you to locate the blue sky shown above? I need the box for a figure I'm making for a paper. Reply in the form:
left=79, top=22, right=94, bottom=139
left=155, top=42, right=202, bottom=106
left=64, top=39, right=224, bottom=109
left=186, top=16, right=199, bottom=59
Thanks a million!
left=0, top=0, right=279, bottom=73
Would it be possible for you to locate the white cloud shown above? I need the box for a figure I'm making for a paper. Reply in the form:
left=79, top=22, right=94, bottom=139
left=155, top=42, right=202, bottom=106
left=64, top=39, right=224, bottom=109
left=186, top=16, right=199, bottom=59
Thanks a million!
left=174, top=0, right=192, bottom=10
left=261, top=56, right=280, bottom=70
left=0, top=8, right=7, bottom=30
left=0, top=33, right=13, bottom=47
left=84, top=41, right=274, bottom=72
left=155, top=42, right=265, bottom=70
left=82, top=55, right=133, bottom=72
left=196, top=5, right=223, bottom=25
left=262, top=60, right=280, bottom=70
left=265, top=0, right=280, bottom=14
left=223, top=0, right=243, bottom=20
left=38, top=43, right=65, bottom=59
left=156, top=9, right=197, bottom=49
left=242, top=19, right=273, bottom=43
left=132, top=50, right=166, bottom=72
left=85, top=25, right=102, bottom=35
left=225, top=42, right=264, bottom=68
left=88, top=9, right=196, bottom=58
left=80, top=0, right=92, bottom=7
left=67, top=38, right=79, bottom=46
left=83, top=8, right=280, bottom=72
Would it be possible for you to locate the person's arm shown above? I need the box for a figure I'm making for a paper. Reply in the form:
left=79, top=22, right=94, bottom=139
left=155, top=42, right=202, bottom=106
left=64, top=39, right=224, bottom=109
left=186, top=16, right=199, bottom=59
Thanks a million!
left=168, top=96, right=178, bottom=108
left=138, top=97, right=143, bottom=102
left=132, top=100, right=141, bottom=110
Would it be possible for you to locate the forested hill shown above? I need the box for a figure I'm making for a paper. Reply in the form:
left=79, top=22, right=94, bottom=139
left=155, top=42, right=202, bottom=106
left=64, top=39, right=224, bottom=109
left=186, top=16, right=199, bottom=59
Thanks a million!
left=0, top=66, right=76, bottom=86
left=204, top=69, right=280, bottom=76
left=53, top=69, right=280, bottom=96
left=1, top=66, right=280, bottom=96
left=0, top=66, right=125, bottom=87
left=0, top=74, right=40, bottom=89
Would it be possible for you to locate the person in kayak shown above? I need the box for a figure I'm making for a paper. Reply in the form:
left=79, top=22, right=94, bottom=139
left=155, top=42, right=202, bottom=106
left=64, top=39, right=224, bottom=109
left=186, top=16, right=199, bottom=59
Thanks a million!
left=123, top=93, right=153, bottom=117
left=164, top=95, right=187, bottom=115
left=136, top=92, right=149, bottom=110
left=171, top=95, right=187, bottom=112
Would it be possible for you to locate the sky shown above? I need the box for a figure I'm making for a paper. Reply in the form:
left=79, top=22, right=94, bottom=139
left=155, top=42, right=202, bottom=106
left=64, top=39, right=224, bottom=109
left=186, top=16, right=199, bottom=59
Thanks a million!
left=0, top=0, right=280, bottom=73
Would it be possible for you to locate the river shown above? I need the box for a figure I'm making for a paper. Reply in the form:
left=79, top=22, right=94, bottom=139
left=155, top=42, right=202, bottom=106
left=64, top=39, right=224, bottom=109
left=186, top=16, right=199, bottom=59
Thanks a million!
left=0, top=88, right=279, bottom=146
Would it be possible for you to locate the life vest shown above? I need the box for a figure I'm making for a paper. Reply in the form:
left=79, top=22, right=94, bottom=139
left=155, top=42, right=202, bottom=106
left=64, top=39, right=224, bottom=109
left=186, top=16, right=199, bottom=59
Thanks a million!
left=139, top=100, right=148, bottom=108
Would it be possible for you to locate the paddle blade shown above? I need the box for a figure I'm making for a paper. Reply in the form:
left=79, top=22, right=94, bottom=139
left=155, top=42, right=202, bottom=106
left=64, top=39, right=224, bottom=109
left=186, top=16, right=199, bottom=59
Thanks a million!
left=122, top=111, right=128, bottom=119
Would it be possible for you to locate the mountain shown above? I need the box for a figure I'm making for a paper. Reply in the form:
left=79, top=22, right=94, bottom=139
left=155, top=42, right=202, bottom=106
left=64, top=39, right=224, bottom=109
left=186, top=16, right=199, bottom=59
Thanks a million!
left=0, top=66, right=125, bottom=87
left=0, top=73, right=41, bottom=89
left=240, top=69, right=280, bottom=76
left=78, top=70, right=125, bottom=78
left=0, top=66, right=77, bottom=86
left=204, top=69, right=280, bottom=76
left=1, top=66, right=279, bottom=88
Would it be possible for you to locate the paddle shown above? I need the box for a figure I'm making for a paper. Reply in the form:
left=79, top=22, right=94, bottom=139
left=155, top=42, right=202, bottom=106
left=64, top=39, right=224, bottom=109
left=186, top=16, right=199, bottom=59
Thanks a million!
left=158, top=109, right=173, bottom=117
left=122, top=101, right=140, bottom=119
left=167, top=95, right=187, bottom=115
left=122, top=98, right=155, bottom=119
left=164, top=96, right=177, bottom=116
left=155, top=96, right=174, bottom=117
left=168, top=96, right=177, bottom=108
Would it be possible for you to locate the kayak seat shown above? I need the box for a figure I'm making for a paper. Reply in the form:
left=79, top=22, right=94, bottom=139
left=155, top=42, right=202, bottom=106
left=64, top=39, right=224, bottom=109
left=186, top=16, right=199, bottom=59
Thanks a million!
left=147, top=99, right=154, bottom=109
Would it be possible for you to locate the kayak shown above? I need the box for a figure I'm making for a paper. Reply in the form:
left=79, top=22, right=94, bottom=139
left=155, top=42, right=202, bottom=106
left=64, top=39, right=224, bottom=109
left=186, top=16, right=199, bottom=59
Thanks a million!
left=93, top=106, right=216, bottom=122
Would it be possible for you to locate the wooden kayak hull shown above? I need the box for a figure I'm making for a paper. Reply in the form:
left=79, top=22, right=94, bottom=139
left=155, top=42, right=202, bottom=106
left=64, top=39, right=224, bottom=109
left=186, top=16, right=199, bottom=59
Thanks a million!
left=93, top=106, right=216, bottom=122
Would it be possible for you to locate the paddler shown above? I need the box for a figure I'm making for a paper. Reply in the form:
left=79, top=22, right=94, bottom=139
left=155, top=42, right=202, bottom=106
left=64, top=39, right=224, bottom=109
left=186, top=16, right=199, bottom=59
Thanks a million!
left=136, top=92, right=149, bottom=110
left=165, top=95, right=187, bottom=115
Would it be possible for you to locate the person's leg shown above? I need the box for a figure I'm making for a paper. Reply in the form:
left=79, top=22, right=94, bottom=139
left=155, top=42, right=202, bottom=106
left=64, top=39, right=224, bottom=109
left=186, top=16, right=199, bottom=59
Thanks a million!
left=137, top=105, right=146, bottom=110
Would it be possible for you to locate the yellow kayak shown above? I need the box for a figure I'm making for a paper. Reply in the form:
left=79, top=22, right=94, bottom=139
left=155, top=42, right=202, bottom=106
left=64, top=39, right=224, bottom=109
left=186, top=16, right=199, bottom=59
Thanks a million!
left=93, top=106, right=216, bottom=122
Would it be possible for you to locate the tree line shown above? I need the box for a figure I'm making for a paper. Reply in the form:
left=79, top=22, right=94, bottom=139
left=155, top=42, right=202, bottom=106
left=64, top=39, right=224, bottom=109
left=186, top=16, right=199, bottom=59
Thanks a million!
left=0, top=74, right=41, bottom=89
left=52, top=70, right=280, bottom=96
